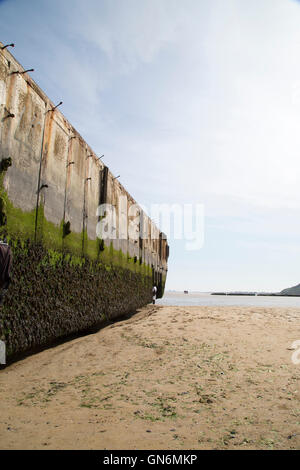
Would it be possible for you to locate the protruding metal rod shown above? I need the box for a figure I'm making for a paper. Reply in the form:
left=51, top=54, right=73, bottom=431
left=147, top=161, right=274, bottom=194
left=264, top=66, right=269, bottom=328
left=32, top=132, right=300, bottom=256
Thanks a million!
left=113, top=175, right=120, bottom=180
left=1, top=44, right=14, bottom=50
left=21, top=68, right=34, bottom=74
left=99, top=154, right=104, bottom=159
left=36, top=183, right=48, bottom=194
left=10, top=68, right=34, bottom=75
left=50, top=101, right=63, bottom=111
left=66, top=161, right=75, bottom=167
left=3, top=112, right=15, bottom=120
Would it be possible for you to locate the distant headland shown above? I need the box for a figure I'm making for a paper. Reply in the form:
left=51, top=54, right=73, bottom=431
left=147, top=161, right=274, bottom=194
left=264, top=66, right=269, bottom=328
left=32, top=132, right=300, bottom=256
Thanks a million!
left=212, top=282, right=300, bottom=297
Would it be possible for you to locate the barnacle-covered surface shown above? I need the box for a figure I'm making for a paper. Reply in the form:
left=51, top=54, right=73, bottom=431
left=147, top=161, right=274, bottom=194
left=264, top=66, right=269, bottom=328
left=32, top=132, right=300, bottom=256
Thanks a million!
left=0, top=238, right=152, bottom=357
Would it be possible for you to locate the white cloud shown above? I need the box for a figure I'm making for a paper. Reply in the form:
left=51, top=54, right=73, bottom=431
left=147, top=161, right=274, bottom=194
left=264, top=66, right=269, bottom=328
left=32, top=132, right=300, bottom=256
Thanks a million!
left=61, top=0, right=180, bottom=72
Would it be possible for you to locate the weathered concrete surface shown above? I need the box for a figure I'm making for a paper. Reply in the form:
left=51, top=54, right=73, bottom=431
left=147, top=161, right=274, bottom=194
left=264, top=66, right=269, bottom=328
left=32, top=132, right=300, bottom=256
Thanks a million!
left=0, top=42, right=168, bottom=357
left=0, top=42, right=168, bottom=281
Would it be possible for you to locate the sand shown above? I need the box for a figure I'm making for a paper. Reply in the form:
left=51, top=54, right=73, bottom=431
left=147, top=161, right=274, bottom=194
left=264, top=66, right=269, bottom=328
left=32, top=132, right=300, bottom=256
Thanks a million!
left=0, top=304, right=299, bottom=450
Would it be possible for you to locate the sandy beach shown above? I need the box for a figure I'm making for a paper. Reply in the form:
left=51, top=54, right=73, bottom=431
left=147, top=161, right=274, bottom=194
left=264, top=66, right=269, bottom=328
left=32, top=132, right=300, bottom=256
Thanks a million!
left=0, top=304, right=299, bottom=450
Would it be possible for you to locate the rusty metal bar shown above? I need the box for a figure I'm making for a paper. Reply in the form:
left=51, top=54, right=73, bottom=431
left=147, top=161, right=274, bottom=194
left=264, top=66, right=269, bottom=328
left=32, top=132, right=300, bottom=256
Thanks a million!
left=2, top=112, right=15, bottom=120
left=36, top=184, right=48, bottom=194
left=1, top=44, right=14, bottom=50
left=10, top=68, right=34, bottom=75
left=82, top=177, right=92, bottom=253
left=34, top=107, right=49, bottom=241
left=49, top=101, right=63, bottom=112
left=62, top=138, right=74, bottom=243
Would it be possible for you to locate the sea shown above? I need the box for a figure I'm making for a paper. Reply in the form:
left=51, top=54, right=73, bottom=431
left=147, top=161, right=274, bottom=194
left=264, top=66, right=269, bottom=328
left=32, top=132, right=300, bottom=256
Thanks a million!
left=156, top=291, right=300, bottom=308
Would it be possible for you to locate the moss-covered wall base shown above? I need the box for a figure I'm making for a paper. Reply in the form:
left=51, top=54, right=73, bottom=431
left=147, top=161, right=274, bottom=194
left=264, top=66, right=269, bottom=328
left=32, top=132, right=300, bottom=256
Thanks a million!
left=0, top=238, right=152, bottom=358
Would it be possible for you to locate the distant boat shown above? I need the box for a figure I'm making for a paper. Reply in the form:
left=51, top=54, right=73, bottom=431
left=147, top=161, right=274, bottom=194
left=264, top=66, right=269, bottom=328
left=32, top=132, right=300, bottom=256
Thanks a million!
left=184, top=290, right=188, bottom=294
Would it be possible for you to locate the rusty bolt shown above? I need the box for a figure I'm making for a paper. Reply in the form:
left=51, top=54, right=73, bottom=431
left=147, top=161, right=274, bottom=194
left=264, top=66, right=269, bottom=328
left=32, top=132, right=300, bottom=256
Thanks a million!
left=39, top=184, right=48, bottom=191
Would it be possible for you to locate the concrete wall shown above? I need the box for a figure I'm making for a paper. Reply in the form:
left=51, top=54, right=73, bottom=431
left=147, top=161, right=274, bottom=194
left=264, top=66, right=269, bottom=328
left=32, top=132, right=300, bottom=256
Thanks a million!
left=0, top=42, right=169, bottom=359
left=0, top=43, right=168, bottom=281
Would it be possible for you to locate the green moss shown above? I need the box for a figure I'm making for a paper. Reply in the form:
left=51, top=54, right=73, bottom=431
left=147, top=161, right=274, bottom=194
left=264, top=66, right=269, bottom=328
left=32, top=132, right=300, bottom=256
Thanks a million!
left=0, top=195, right=36, bottom=240
left=0, top=184, right=151, bottom=274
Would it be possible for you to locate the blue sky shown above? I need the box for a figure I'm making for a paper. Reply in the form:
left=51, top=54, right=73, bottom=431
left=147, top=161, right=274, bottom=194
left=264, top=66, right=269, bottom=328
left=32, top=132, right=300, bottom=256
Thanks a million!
left=1, top=0, right=300, bottom=292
